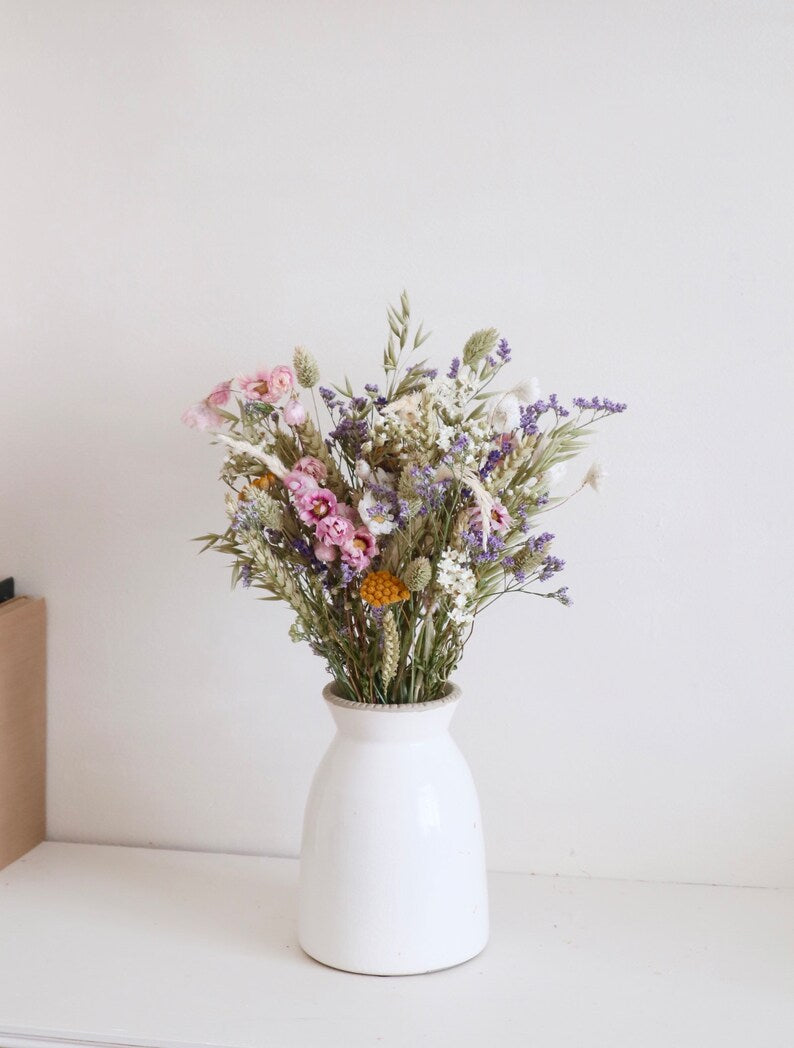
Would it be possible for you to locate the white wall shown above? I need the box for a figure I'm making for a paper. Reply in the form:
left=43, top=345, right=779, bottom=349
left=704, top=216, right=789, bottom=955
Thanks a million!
left=2, top=1, right=792, bottom=888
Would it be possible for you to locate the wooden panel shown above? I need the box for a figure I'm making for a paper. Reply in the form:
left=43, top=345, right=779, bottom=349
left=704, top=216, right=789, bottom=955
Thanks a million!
left=0, top=596, right=46, bottom=870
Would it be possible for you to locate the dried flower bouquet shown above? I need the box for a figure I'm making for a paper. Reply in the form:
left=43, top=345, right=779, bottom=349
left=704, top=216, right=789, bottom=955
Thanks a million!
left=183, top=293, right=625, bottom=704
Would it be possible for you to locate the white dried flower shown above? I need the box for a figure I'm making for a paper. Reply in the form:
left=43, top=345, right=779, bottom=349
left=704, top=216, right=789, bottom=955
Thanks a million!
left=490, top=392, right=521, bottom=433
left=358, top=490, right=396, bottom=535
left=583, top=462, right=607, bottom=492
left=435, top=548, right=476, bottom=626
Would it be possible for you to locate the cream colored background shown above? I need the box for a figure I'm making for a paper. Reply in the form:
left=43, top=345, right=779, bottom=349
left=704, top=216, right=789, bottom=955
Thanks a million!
left=2, top=1, right=792, bottom=886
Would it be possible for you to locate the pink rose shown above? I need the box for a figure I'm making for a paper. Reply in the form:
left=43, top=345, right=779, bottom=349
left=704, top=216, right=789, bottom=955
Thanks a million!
left=294, top=456, right=327, bottom=483
left=206, top=380, right=232, bottom=407
left=284, top=470, right=318, bottom=498
left=313, top=541, right=338, bottom=564
left=283, top=399, right=307, bottom=426
left=298, top=488, right=337, bottom=524
left=315, top=514, right=355, bottom=547
left=181, top=401, right=223, bottom=430
left=268, top=365, right=294, bottom=399
left=341, top=527, right=379, bottom=571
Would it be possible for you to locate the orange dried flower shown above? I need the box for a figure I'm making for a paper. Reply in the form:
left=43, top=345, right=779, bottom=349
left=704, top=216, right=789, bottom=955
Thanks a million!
left=360, top=571, right=410, bottom=608
left=238, top=473, right=277, bottom=501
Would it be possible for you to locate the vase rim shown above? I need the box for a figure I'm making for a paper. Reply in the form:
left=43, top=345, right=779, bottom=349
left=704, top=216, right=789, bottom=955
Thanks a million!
left=322, top=681, right=461, bottom=712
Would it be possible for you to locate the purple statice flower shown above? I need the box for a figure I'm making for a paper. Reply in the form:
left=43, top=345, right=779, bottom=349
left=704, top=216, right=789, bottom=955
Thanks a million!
left=329, top=416, right=369, bottom=458
left=552, top=586, right=573, bottom=606
left=573, top=395, right=627, bottom=413
left=364, top=383, right=380, bottom=395
left=535, top=493, right=550, bottom=507
left=411, top=465, right=450, bottom=513
left=350, top=396, right=369, bottom=411
left=396, top=497, right=411, bottom=527
left=375, top=396, right=387, bottom=407
left=462, top=528, right=506, bottom=564
left=340, top=562, right=356, bottom=586
left=292, top=537, right=314, bottom=559
left=447, top=356, right=460, bottom=379
left=319, top=386, right=337, bottom=407
left=519, top=404, right=540, bottom=436
left=292, top=536, right=329, bottom=576
left=547, top=393, right=570, bottom=417
left=424, top=368, right=438, bottom=380
left=232, top=501, right=263, bottom=534
left=516, top=503, right=532, bottom=533
left=487, top=355, right=497, bottom=367
left=497, top=337, right=512, bottom=362
left=240, top=564, right=252, bottom=589
left=441, top=433, right=470, bottom=465
left=527, top=531, right=554, bottom=553
left=479, top=445, right=503, bottom=479
left=539, top=554, right=566, bottom=582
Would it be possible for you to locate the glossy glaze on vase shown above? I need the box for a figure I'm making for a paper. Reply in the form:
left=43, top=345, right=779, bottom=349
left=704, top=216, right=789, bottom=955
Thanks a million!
left=298, top=683, right=488, bottom=975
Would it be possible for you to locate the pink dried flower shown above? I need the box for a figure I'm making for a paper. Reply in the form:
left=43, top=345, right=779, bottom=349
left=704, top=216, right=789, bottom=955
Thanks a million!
left=313, top=541, right=338, bottom=564
left=269, top=365, right=295, bottom=399
left=238, top=368, right=274, bottom=402
left=207, top=380, right=232, bottom=407
left=315, top=514, right=355, bottom=547
left=468, top=499, right=511, bottom=533
left=298, top=488, right=337, bottom=524
left=294, top=456, right=327, bottom=483
left=341, top=527, right=379, bottom=571
left=334, top=503, right=356, bottom=521
left=283, top=398, right=307, bottom=426
left=181, top=401, right=223, bottom=430
left=489, top=500, right=511, bottom=532
left=284, top=470, right=319, bottom=498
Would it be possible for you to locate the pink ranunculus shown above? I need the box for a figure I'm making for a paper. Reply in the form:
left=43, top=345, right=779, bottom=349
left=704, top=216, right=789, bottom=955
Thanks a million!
left=238, top=368, right=272, bottom=402
left=341, top=527, right=379, bottom=571
left=268, top=365, right=294, bottom=400
left=181, top=401, right=223, bottom=430
left=283, top=470, right=319, bottom=498
left=283, top=398, right=307, bottom=426
left=315, top=514, right=355, bottom=547
left=206, top=380, right=232, bottom=407
left=298, top=488, right=337, bottom=524
left=313, top=540, right=338, bottom=564
left=294, top=456, right=327, bottom=483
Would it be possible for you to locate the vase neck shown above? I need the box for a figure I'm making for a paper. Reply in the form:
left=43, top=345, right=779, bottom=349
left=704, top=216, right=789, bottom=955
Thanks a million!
left=324, top=694, right=459, bottom=742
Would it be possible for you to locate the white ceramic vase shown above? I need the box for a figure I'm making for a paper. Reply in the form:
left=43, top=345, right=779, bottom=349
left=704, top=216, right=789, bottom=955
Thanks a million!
left=298, top=682, right=488, bottom=975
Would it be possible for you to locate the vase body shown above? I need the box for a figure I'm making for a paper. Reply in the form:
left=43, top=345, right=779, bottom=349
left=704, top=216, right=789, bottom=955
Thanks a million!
left=298, top=683, right=488, bottom=975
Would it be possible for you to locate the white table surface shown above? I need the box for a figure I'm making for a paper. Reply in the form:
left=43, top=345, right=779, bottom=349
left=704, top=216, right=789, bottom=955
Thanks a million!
left=0, top=842, right=791, bottom=1048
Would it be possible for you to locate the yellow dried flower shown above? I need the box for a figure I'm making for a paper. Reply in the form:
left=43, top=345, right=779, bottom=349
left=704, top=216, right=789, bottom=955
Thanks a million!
left=360, top=571, right=410, bottom=608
